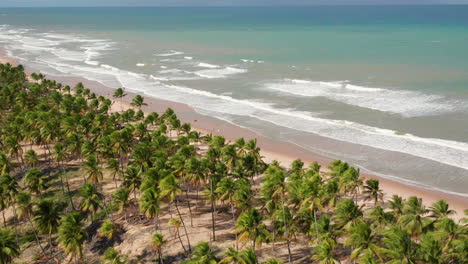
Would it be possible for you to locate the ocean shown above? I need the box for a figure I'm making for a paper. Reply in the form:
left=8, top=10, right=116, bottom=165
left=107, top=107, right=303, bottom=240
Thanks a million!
left=0, top=6, right=467, bottom=196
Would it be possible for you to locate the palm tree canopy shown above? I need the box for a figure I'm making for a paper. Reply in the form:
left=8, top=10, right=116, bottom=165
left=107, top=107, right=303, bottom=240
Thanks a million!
left=0, top=228, right=21, bottom=264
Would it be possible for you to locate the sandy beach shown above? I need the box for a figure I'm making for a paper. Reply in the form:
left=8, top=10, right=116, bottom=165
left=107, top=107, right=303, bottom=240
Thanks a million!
left=1, top=53, right=466, bottom=220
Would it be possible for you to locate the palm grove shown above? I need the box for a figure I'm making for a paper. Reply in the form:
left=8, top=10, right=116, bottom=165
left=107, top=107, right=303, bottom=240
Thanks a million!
left=0, top=63, right=466, bottom=264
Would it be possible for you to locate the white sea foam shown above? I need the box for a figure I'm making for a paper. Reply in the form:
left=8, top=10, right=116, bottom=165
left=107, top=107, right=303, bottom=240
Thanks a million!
left=136, top=63, right=145, bottom=67
left=264, top=79, right=458, bottom=116
left=184, top=56, right=193, bottom=60
left=155, top=50, right=184, bottom=57
left=194, top=67, right=247, bottom=79
left=85, top=60, right=99, bottom=66
left=197, top=62, right=219, bottom=68
left=241, top=59, right=255, bottom=63
left=160, top=66, right=167, bottom=69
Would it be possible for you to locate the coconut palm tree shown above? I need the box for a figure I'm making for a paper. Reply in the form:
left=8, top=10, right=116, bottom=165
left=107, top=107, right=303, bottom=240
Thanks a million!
left=160, top=173, right=191, bottom=252
left=78, top=183, right=103, bottom=220
left=169, top=218, right=188, bottom=253
left=34, top=199, right=63, bottom=249
left=345, top=221, right=383, bottom=262
left=0, top=174, right=19, bottom=227
left=24, top=149, right=39, bottom=167
left=57, top=212, right=87, bottom=264
left=131, top=95, right=147, bottom=110
left=112, top=187, right=130, bottom=220
left=332, top=199, right=363, bottom=230
left=183, top=241, right=219, bottom=264
left=362, top=179, right=383, bottom=205
left=311, top=241, right=340, bottom=264
left=235, top=208, right=270, bottom=251
left=0, top=151, right=12, bottom=175
left=113, top=88, right=127, bottom=112
left=151, top=232, right=166, bottom=264
left=24, top=168, right=47, bottom=195
left=102, top=247, right=127, bottom=264
left=123, top=166, right=142, bottom=201
left=0, top=228, right=20, bottom=264
left=388, top=195, right=405, bottom=221
left=15, top=191, right=47, bottom=257
left=140, top=188, right=160, bottom=229
left=428, top=200, right=455, bottom=220
left=418, top=233, right=443, bottom=264
left=399, top=196, right=429, bottom=237
left=82, top=154, right=103, bottom=184
left=381, top=227, right=418, bottom=264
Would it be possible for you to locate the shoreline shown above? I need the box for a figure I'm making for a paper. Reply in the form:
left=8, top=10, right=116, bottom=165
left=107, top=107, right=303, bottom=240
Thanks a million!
left=1, top=54, right=466, bottom=219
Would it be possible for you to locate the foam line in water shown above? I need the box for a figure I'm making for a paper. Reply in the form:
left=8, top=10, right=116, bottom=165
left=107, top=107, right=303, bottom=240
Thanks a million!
left=155, top=50, right=184, bottom=57
left=197, top=62, right=219, bottom=68
left=264, top=79, right=461, bottom=117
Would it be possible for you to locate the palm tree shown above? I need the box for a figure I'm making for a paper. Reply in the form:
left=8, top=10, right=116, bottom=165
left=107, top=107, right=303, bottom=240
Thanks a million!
left=381, top=227, right=418, bottom=264
left=434, top=217, right=466, bottom=253
left=98, top=219, right=121, bottom=241
left=82, top=154, right=103, bottom=184
left=183, top=241, right=219, bottom=264
left=345, top=221, right=382, bottom=262
left=388, top=195, right=405, bottom=220
left=0, top=151, right=12, bottom=175
left=220, top=247, right=260, bottom=264
left=123, top=166, right=142, bottom=201
left=107, top=158, right=123, bottom=188
left=57, top=212, right=87, bottom=264
left=311, top=241, right=340, bottom=264
left=0, top=174, right=19, bottom=227
left=131, top=95, right=147, bottom=109
left=15, top=192, right=47, bottom=257
left=362, top=179, right=383, bottom=205
left=235, top=208, right=270, bottom=251
left=418, top=233, right=443, bottom=264
left=332, top=199, right=363, bottom=229
left=24, top=149, right=39, bottom=167
left=399, top=196, right=429, bottom=237
left=113, top=88, right=127, bottom=112
left=219, top=247, right=244, bottom=264
left=112, top=187, right=130, bottom=220
left=102, top=247, right=127, bottom=264
left=78, top=183, right=103, bottom=220
left=169, top=218, right=187, bottom=253
left=0, top=228, right=20, bottom=264
left=33, top=199, right=63, bottom=248
left=151, top=232, right=166, bottom=264
left=140, top=188, right=160, bottom=229
left=24, top=168, right=47, bottom=195
left=428, top=200, right=455, bottom=220
left=160, top=173, right=191, bottom=251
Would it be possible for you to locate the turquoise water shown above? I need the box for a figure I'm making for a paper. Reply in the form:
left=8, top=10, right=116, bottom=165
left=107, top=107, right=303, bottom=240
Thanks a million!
left=0, top=6, right=467, bottom=195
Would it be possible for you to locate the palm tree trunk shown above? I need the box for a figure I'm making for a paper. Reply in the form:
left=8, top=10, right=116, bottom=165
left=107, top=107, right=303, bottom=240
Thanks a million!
left=176, top=229, right=187, bottom=253
left=158, top=250, right=163, bottom=264
left=28, top=218, right=48, bottom=258
left=184, top=185, right=193, bottom=227
left=281, top=196, right=292, bottom=264
left=210, top=179, right=216, bottom=241
left=231, top=203, right=238, bottom=250
left=175, top=200, right=191, bottom=252
left=2, top=210, right=6, bottom=227
left=287, top=240, right=292, bottom=264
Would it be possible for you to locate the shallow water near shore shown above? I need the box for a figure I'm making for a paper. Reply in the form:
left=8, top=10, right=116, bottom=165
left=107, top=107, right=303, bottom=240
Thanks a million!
left=0, top=6, right=467, bottom=196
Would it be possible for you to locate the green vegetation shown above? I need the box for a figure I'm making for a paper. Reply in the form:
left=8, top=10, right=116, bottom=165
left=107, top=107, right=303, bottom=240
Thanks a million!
left=0, top=63, right=467, bottom=263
